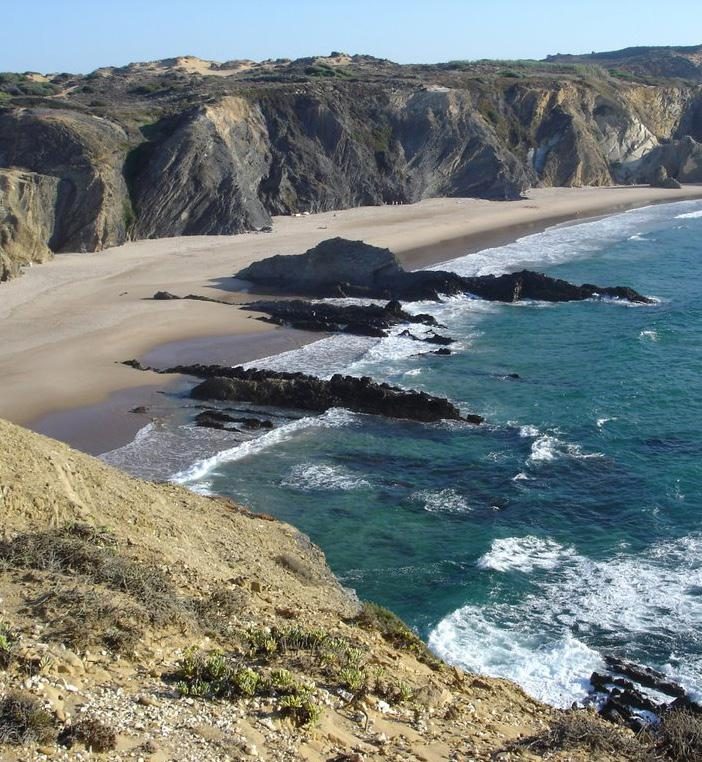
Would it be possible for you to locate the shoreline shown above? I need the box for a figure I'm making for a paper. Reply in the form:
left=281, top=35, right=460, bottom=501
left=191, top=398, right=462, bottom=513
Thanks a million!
left=3, top=185, right=701, bottom=454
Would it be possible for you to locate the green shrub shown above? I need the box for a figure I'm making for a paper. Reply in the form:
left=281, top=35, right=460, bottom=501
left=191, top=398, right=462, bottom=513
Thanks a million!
left=174, top=649, right=262, bottom=699
left=0, top=621, right=15, bottom=669
left=353, top=602, right=438, bottom=666
left=338, top=666, right=366, bottom=693
left=279, top=691, right=322, bottom=727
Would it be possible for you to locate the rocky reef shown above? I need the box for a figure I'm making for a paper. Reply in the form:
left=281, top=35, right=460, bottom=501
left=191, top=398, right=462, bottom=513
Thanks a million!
left=1, top=48, right=701, bottom=279
left=588, top=656, right=700, bottom=733
left=123, top=360, right=483, bottom=424
left=244, top=298, right=439, bottom=336
left=236, top=237, right=653, bottom=303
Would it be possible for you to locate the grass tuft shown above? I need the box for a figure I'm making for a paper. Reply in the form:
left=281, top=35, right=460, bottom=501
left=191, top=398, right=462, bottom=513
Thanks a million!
left=59, top=718, right=117, bottom=752
left=0, top=692, right=57, bottom=746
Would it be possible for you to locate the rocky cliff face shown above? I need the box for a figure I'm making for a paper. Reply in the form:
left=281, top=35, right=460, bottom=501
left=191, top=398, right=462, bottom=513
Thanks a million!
left=0, top=53, right=701, bottom=278
left=0, top=168, right=58, bottom=280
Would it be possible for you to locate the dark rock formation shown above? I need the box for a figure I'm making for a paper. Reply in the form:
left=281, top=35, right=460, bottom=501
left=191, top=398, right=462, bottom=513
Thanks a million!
left=588, top=656, right=700, bottom=732
left=649, top=166, right=683, bottom=189
left=123, top=361, right=482, bottom=424
left=398, top=329, right=454, bottom=345
left=236, top=238, right=653, bottom=303
left=195, top=409, right=274, bottom=430
left=603, top=656, right=686, bottom=699
left=245, top=298, right=439, bottom=337
left=152, top=292, right=226, bottom=304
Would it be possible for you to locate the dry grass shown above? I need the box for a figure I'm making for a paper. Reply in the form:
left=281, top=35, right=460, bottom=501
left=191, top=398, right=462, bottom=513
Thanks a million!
left=33, top=585, right=148, bottom=653
left=513, top=710, right=651, bottom=760
left=58, top=717, right=117, bottom=753
left=0, top=524, right=182, bottom=627
left=651, top=708, right=702, bottom=761
left=0, top=525, right=248, bottom=653
left=0, top=692, right=57, bottom=746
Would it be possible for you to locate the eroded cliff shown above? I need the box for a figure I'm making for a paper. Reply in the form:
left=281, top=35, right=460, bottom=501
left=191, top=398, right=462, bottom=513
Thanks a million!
left=1, top=51, right=701, bottom=278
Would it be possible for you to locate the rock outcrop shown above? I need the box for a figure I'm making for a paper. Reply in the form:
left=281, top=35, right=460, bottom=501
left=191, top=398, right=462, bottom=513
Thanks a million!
left=0, top=109, right=130, bottom=255
left=0, top=169, right=59, bottom=280
left=589, top=656, right=700, bottom=732
left=123, top=360, right=482, bottom=424
left=236, top=237, right=653, bottom=303
left=245, top=298, right=439, bottom=337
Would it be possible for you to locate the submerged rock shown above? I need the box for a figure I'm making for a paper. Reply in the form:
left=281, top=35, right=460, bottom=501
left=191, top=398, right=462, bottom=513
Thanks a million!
left=195, top=409, right=274, bottom=430
left=236, top=238, right=653, bottom=304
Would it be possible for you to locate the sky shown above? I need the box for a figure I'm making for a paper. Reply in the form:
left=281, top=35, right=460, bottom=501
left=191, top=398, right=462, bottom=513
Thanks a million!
left=3, top=0, right=702, bottom=74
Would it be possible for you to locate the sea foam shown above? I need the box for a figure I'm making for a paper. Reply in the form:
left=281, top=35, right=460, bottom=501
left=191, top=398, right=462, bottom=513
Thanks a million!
left=477, top=536, right=576, bottom=573
left=280, top=463, right=370, bottom=492
left=430, top=534, right=702, bottom=706
left=171, top=408, right=356, bottom=483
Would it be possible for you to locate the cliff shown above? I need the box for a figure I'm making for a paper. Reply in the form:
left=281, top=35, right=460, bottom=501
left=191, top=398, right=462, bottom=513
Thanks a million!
left=1, top=50, right=701, bottom=278
left=0, top=418, right=655, bottom=760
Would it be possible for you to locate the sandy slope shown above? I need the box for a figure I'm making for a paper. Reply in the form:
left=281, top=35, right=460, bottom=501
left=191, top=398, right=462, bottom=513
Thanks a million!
left=1, top=185, right=701, bottom=424
left=0, top=417, right=638, bottom=761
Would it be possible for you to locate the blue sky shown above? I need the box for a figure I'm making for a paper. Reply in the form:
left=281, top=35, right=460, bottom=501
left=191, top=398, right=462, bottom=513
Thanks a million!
left=3, top=0, right=701, bottom=73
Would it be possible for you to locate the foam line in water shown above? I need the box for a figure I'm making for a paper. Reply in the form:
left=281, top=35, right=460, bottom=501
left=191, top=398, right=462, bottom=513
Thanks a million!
left=676, top=209, right=702, bottom=219
left=429, top=608, right=604, bottom=708
left=171, top=408, right=355, bottom=483
left=429, top=199, right=702, bottom=277
left=477, top=536, right=576, bottom=572
left=280, top=463, right=371, bottom=492
left=410, top=488, right=471, bottom=514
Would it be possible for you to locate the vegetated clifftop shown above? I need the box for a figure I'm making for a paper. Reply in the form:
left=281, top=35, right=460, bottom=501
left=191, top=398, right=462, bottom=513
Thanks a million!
left=546, top=45, right=702, bottom=83
left=0, top=417, right=654, bottom=761
left=1, top=49, right=702, bottom=278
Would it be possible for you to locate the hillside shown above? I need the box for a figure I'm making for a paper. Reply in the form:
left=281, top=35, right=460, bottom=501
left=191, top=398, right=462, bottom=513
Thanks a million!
left=1, top=49, right=702, bottom=279
left=546, top=45, right=702, bottom=83
left=0, top=417, right=662, bottom=760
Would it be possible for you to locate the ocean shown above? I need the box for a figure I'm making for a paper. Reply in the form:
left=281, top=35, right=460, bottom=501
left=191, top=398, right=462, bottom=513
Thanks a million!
left=102, top=198, right=702, bottom=709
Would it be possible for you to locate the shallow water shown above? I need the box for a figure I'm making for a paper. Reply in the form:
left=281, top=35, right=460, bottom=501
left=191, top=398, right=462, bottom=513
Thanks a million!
left=103, top=199, right=702, bottom=708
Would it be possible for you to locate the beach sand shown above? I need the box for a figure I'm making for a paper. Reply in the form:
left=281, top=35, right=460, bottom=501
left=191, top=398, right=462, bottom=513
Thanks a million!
left=3, top=184, right=702, bottom=450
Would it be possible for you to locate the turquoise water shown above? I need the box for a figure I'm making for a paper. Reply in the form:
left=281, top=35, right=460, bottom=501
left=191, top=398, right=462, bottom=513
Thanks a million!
left=106, top=200, right=702, bottom=707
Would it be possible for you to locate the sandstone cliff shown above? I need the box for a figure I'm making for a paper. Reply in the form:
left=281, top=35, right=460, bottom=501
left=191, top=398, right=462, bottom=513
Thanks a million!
left=0, top=51, right=701, bottom=278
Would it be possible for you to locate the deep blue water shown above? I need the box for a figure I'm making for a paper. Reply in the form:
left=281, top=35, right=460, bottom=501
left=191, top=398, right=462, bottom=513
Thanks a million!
left=104, top=199, right=702, bottom=707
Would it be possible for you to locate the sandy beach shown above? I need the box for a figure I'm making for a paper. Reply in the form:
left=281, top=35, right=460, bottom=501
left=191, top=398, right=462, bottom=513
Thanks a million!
left=2, top=184, right=702, bottom=445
